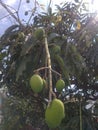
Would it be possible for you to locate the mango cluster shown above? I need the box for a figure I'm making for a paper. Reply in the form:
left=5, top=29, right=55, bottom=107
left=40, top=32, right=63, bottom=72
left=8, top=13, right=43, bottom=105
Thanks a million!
left=29, top=74, right=65, bottom=128
left=30, top=74, right=65, bottom=93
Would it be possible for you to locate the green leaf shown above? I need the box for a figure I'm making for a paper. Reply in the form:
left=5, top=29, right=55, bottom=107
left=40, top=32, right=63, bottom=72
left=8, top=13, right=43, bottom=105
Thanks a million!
left=0, top=52, right=6, bottom=60
left=47, top=7, right=52, bottom=15
left=16, top=56, right=31, bottom=81
left=48, top=33, right=60, bottom=41
left=50, top=44, right=61, bottom=55
left=54, top=54, right=70, bottom=82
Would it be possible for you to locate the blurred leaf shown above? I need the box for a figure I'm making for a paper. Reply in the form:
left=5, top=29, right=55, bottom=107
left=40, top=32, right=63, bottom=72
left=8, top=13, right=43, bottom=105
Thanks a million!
left=38, top=4, right=45, bottom=11
left=48, top=7, right=52, bottom=15
left=56, top=15, right=62, bottom=23
left=26, top=0, right=30, bottom=3
left=76, top=21, right=81, bottom=30
left=48, top=33, right=60, bottom=41
left=54, top=54, right=70, bottom=81
left=16, top=56, right=31, bottom=81
left=74, top=0, right=79, bottom=3
left=94, top=104, right=98, bottom=115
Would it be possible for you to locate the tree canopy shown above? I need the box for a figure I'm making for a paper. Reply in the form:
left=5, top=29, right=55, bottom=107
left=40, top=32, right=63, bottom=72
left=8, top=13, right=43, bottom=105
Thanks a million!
left=0, top=0, right=98, bottom=130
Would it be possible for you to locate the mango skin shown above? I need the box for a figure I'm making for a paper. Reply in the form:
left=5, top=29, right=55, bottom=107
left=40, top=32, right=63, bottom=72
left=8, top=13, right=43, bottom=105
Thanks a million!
left=56, top=79, right=65, bottom=92
left=43, top=79, right=47, bottom=88
left=30, top=74, right=43, bottom=93
left=45, top=98, right=65, bottom=128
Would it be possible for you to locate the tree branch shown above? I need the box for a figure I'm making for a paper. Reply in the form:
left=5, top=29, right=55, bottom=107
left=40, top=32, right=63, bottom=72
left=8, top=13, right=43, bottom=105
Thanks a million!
left=43, top=29, right=56, bottom=103
left=0, top=0, right=22, bottom=25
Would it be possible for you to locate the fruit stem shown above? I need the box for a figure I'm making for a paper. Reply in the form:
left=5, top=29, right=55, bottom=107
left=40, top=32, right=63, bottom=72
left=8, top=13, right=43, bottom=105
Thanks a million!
left=34, top=66, right=61, bottom=77
left=43, top=29, right=56, bottom=103
left=45, top=56, right=48, bottom=79
left=33, top=66, right=49, bottom=73
left=79, top=99, right=82, bottom=130
left=51, top=68, right=61, bottom=78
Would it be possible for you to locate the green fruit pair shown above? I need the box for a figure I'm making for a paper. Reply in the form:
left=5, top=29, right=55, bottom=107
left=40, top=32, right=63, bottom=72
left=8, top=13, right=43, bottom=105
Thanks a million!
left=45, top=98, right=65, bottom=128
left=30, top=74, right=46, bottom=93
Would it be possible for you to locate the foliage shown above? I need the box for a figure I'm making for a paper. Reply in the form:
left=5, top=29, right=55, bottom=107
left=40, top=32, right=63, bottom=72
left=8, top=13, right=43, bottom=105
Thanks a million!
left=1, top=95, right=47, bottom=130
left=0, top=0, right=98, bottom=130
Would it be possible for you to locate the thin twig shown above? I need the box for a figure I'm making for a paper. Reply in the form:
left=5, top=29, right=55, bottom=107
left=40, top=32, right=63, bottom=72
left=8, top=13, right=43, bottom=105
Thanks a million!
left=51, top=68, right=61, bottom=78
left=45, top=54, right=48, bottom=79
left=48, top=0, right=52, bottom=8
left=27, top=7, right=36, bottom=25
left=17, top=0, right=22, bottom=12
left=33, top=67, right=49, bottom=73
left=0, top=1, right=22, bottom=25
left=80, top=100, right=82, bottom=130
left=33, top=66, right=61, bottom=77
left=5, top=4, right=17, bottom=12
left=0, top=12, right=16, bottom=21
left=27, top=0, right=37, bottom=25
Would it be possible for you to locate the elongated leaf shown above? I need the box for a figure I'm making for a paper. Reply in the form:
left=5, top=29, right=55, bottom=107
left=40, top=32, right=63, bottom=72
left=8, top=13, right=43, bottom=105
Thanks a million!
left=16, top=56, right=30, bottom=81
left=48, top=33, right=60, bottom=41
left=1, top=25, right=20, bottom=40
left=54, top=54, right=70, bottom=82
